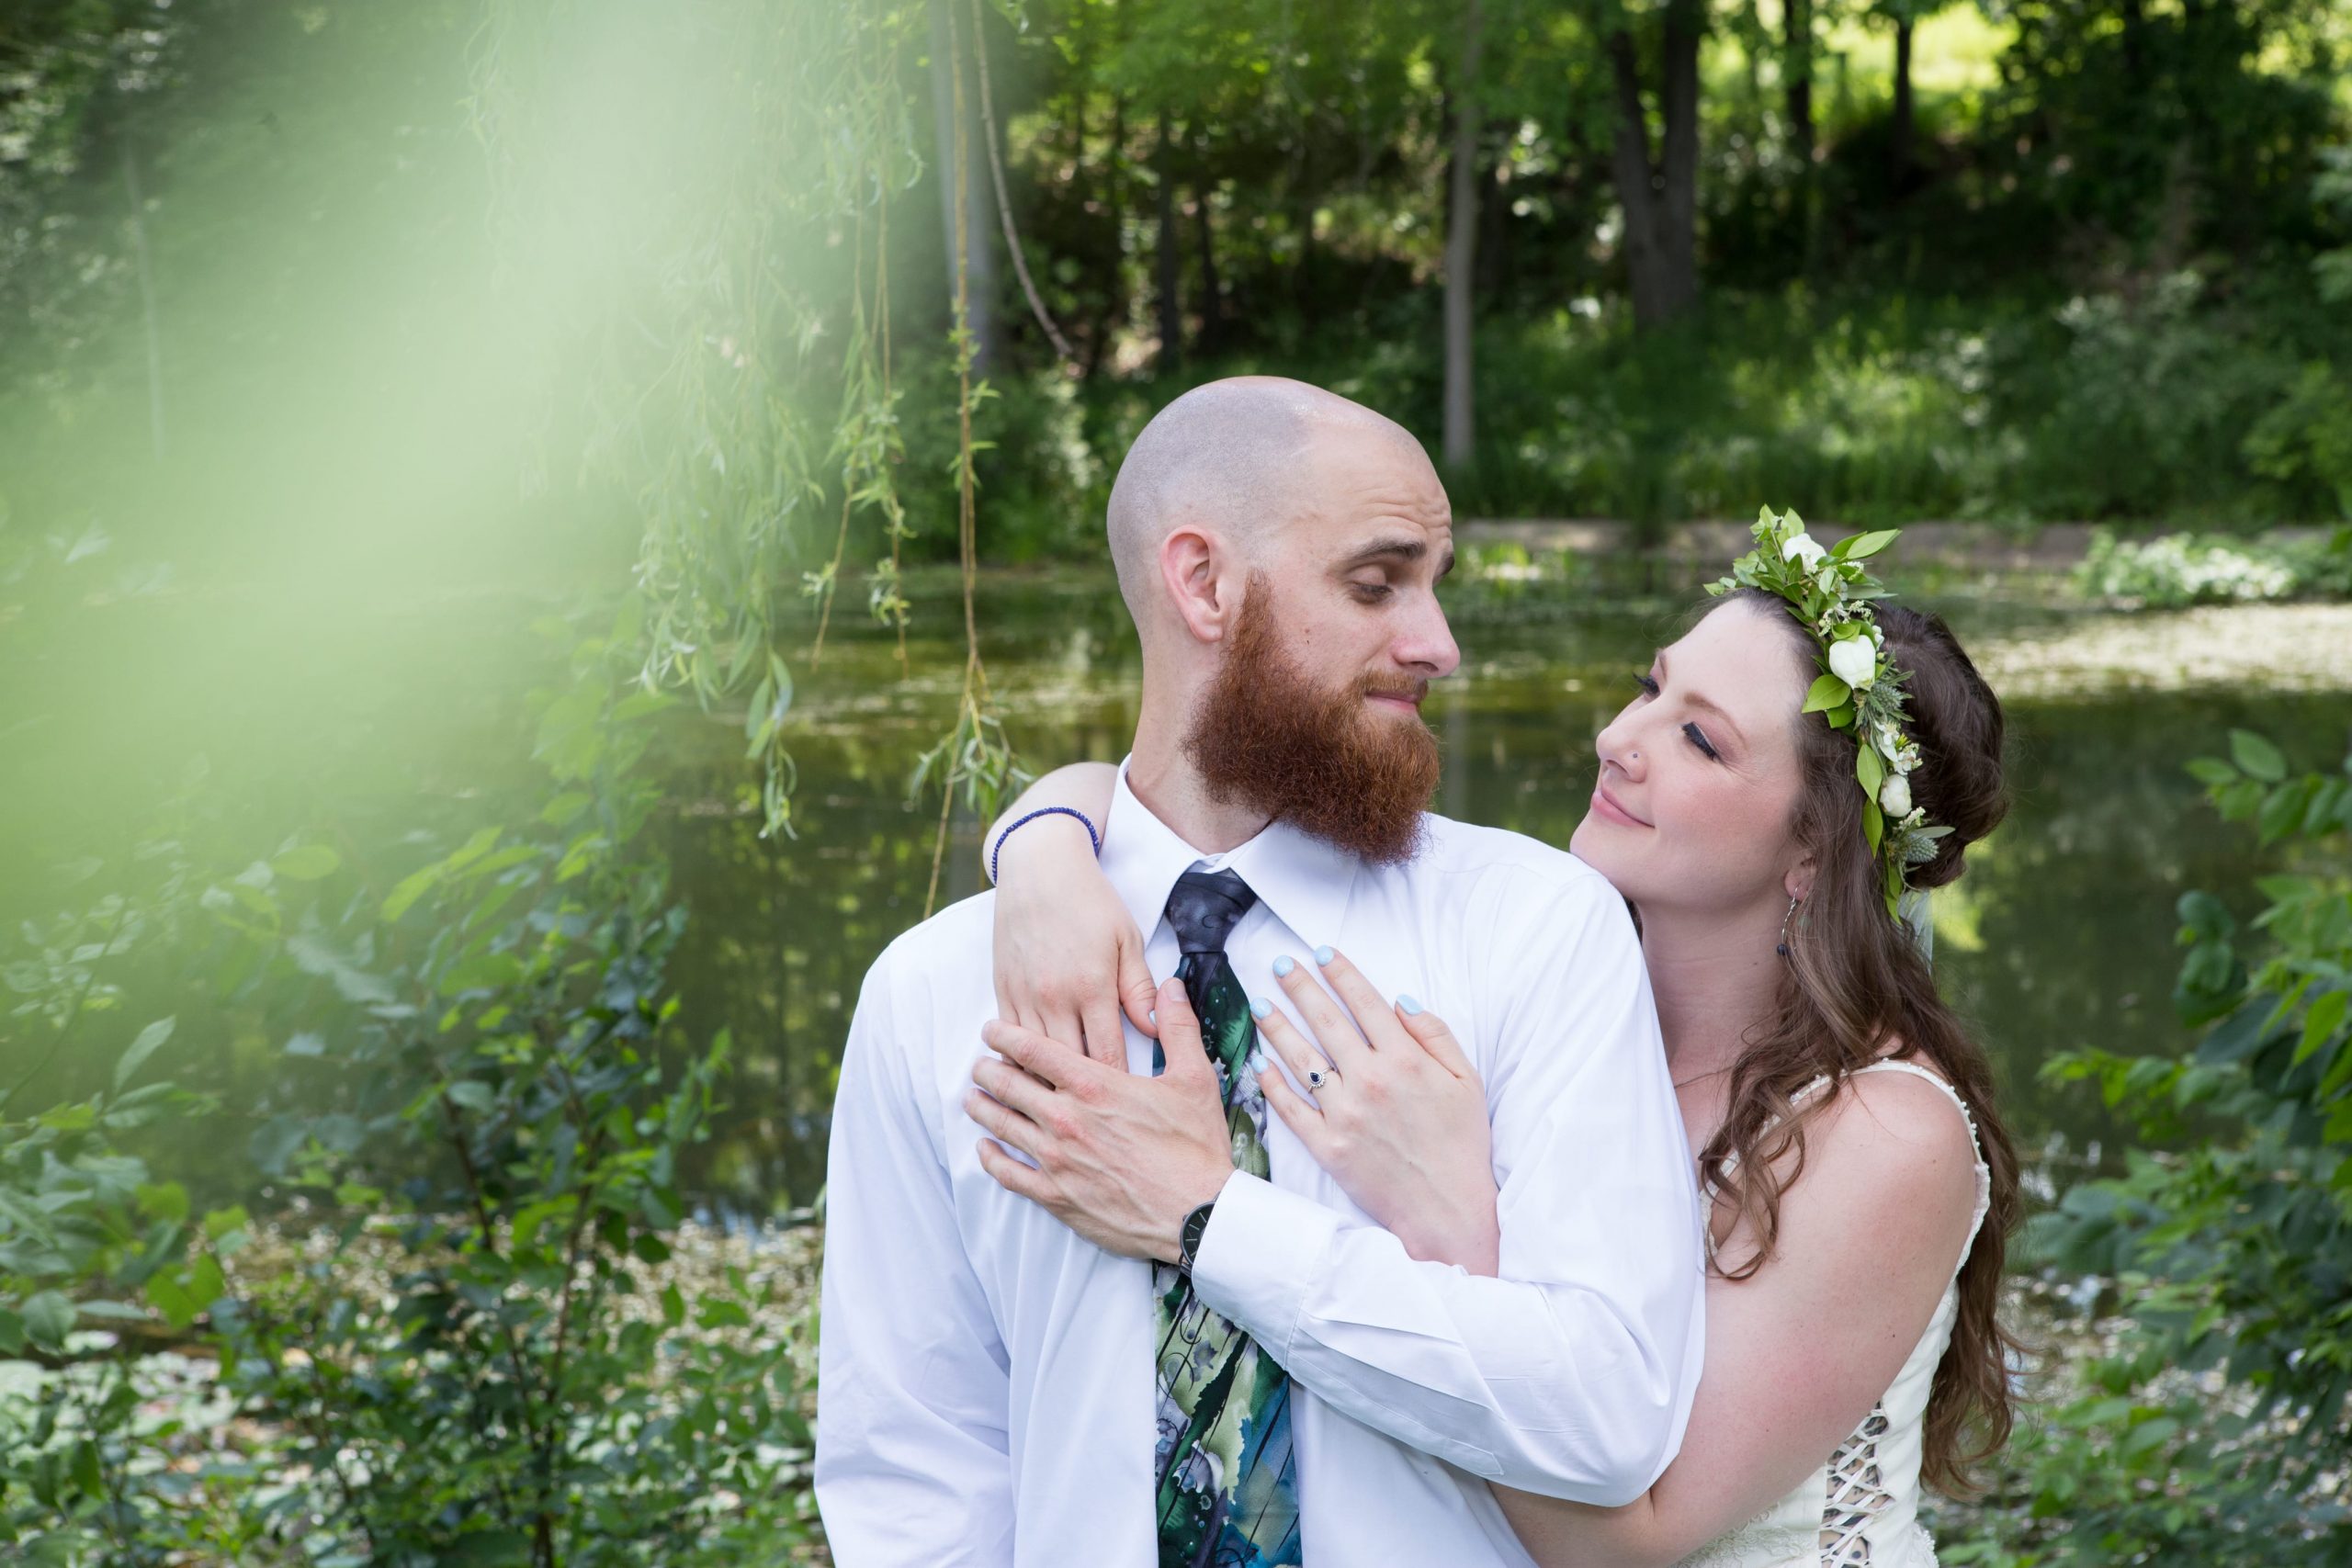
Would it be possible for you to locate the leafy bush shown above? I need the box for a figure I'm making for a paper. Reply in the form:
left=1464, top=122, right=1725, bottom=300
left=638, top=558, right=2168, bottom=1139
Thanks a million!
left=1965, top=728, right=2352, bottom=1563
left=2073, top=526, right=2352, bottom=608
left=1, top=602, right=823, bottom=1566
left=2072, top=529, right=2301, bottom=608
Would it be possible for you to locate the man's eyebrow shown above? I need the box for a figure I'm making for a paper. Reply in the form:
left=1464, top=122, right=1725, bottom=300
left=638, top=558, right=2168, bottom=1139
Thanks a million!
left=1657, top=649, right=1748, bottom=749
left=1336, top=536, right=1455, bottom=578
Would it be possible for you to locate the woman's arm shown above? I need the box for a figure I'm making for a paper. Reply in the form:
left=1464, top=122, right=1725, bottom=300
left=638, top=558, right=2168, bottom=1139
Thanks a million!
left=980, top=761, right=1153, bottom=1066
left=1495, top=1072, right=1984, bottom=1567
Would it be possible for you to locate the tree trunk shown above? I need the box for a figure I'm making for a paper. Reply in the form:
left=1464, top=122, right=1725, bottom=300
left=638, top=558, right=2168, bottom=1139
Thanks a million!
left=1442, top=0, right=1486, bottom=470
left=122, top=137, right=166, bottom=461
left=1890, top=15, right=1915, bottom=196
left=930, top=0, right=996, bottom=372
left=1610, top=1, right=1702, bottom=330
left=1155, top=112, right=1182, bottom=374
left=1193, top=146, right=1224, bottom=356
left=1784, top=0, right=1815, bottom=164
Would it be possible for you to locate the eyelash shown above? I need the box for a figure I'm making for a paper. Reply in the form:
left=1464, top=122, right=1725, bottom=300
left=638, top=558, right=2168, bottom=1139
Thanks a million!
left=1632, top=672, right=1723, bottom=761
left=1351, top=582, right=1393, bottom=603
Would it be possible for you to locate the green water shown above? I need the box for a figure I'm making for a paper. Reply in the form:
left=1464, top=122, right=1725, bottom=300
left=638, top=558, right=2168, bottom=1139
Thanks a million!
left=6, top=564, right=2347, bottom=1213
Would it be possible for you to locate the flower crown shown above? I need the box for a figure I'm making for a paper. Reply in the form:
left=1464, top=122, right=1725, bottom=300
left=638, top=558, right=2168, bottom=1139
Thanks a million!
left=1706, top=507, right=1951, bottom=920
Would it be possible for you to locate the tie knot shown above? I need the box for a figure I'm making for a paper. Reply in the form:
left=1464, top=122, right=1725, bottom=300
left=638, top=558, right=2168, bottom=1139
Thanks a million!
left=1164, top=869, right=1259, bottom=955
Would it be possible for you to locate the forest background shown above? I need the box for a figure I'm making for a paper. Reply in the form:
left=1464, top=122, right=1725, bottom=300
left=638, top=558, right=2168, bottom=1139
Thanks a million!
left=3, top=0, right=2351, bottom=1563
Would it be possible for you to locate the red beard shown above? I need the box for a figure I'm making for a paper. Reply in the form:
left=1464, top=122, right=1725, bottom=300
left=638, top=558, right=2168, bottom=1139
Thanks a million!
left=1183, top=575, right=1442, bottom=865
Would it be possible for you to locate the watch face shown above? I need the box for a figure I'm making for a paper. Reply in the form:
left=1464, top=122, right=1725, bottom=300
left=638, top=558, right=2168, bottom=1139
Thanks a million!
left=1182, top=1201, right=1214, bottom=1263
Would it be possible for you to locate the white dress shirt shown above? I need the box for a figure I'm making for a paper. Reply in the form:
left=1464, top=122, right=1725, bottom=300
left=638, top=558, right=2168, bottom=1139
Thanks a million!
left=815, top=759, right=1705, bottom=1567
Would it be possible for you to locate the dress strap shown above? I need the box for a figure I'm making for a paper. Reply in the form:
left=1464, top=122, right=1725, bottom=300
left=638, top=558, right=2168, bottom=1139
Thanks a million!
left=1847, top=1058, right=1995, bottom=1252
left=1702, top=1060, right=1994, bottom=1264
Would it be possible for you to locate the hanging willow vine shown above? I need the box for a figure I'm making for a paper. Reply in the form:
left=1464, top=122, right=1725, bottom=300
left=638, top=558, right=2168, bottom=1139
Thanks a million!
left=466, top=0, right=1023, bottom=883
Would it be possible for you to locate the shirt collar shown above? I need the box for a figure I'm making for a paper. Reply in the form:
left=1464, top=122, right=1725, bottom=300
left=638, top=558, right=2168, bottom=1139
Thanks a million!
left=1102, top=757, right=1362, bottom=951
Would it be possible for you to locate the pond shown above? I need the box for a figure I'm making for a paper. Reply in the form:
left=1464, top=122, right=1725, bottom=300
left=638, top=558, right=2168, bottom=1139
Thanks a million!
left=6, top=558, right=2350, bottom=1215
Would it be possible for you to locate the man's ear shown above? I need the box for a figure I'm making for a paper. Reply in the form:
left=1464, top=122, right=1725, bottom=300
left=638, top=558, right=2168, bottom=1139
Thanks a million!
left=1157, top=525, right=1241, bottom=645
left=1784, top=855, right=1817, bottom=905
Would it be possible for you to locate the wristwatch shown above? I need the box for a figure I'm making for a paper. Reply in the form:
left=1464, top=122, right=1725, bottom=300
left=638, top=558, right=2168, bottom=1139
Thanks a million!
left=1178, top=1198, right=1217, bottom=1275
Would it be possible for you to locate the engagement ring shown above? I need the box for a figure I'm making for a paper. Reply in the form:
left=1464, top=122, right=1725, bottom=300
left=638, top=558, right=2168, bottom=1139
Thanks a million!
left=1306, top=1066, right=1337, bottom=1089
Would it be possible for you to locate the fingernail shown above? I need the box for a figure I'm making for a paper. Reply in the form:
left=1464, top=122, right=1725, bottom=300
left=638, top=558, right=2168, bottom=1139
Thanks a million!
left=1249, top=996, right=1272, bottom=1020
left=1314, top=945, right=1335, bottom=967
left=1397, top=994, right=1423, bottom=1015
left=1272, top=954, right=1295, bottom=977
left=1148, top=1009, right=1157, bottom=1025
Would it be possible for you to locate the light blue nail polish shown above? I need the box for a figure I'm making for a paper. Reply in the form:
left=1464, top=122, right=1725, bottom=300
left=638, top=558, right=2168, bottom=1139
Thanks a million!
left=1148, top=1010, right=1157, bottom=1025
left=1249, top=996, right=1272, bottom=1020
left=1272, top=954, right=1295, bottom=977
left=1314, top=945, right=1335, bottom=967
left=1397, top=994, right=1424, bottom=1015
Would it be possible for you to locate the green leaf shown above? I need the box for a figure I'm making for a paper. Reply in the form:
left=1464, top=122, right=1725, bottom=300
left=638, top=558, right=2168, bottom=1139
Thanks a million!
left=695, top=1298, right=751, bottom=1330
left=113, top=1017, right=176, bottom=1092
left=1863, top=798, right=1885, bottom=852
left=540, top=792, right=593, bottom=828
left=447, top=1080, right=495, bottom=1114
left=437, top=952, right=524, bottom=996
left=2229, top=729, right=2287, bottom=783
left=661, top=1283, right=686, bottom=1327
left=22, top=1292, right=75, bottom=1348
left=2299, top=990, right=2349, bottom=1065
left=381, top=863, right=442, bottom=922
left=1836, top=529, right=1902, bottom=560
left=270, top=844, right=341, bottom=881
left=70, top=1439, right=103, bottom=1501
left=2184, top=757, right=2238, bottom=787
left=1801, top=673, right=1851, bottom=714
left=1857, top=744, right=1886, bottom=795
left=137, top=1181, right=190, bottom=1224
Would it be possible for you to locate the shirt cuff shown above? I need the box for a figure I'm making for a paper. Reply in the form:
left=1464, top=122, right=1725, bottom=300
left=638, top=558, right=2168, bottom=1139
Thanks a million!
left=1187, top=1171, right=1341, bottom=1361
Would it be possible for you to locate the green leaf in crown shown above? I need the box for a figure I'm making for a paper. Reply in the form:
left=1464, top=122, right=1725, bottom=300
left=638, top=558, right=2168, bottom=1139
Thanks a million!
left=1707, top=506, right=1946, bottom=921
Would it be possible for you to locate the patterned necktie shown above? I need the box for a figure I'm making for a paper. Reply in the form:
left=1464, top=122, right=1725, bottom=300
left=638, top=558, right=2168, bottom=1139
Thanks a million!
left=1153, top=869, right=1302, bottom=1567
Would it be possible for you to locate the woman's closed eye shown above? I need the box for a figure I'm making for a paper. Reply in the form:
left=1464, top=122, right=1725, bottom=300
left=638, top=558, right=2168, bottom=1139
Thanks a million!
left=1635, top=672, right=1722, bottom=761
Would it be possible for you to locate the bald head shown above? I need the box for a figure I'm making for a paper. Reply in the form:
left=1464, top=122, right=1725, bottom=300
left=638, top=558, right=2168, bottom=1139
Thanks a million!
left=1104, top=377, right=1426, bottom=616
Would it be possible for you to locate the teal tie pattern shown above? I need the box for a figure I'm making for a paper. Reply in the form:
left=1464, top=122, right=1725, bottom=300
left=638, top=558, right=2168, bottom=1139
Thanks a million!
left=1153, top=869, right=1302, bottom=1567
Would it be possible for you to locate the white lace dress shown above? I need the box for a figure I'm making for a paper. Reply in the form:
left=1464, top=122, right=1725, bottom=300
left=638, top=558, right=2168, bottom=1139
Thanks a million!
left=1677, top=1060, right=1993, bottom=1568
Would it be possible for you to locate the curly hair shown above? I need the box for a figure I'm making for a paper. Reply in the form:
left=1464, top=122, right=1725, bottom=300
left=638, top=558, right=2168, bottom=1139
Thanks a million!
left=1694, top=590, right=2023, bottom=1494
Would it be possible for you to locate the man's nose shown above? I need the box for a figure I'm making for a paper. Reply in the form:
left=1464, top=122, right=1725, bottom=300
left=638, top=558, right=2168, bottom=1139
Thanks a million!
left=1396, top=596, right=1461, bottom=679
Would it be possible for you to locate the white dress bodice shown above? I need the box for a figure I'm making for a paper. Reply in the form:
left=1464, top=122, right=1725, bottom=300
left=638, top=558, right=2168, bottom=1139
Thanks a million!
left=1676, top=1060, right=1994, bottom=1568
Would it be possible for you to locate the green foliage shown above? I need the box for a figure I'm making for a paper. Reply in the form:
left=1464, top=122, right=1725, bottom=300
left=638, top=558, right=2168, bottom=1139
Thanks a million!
left=190, top=605, right=820, bottom=1564
left=0, top=848, right=226, bottom=1562
left=1973, top=730, right=2352, bottom=1562
left=2073, top=525, right=2352, bottom=608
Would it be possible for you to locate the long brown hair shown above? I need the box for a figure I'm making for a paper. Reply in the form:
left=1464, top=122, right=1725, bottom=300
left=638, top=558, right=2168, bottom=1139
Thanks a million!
left=1698, top=590, right=2022, bottom=1494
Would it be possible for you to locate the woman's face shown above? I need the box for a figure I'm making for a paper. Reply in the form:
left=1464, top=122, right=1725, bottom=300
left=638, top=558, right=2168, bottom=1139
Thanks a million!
left=1569, top=599, right=1812, bottom=919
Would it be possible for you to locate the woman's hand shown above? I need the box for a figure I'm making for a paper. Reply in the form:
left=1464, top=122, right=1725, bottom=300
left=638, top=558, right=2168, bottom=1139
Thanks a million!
left=988, top=767, right=1154, bottom=1067
left=1251, top=948, right=1499, bottom=1274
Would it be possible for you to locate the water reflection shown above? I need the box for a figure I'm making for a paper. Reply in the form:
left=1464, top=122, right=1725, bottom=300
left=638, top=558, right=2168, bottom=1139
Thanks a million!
left=657, top=569, right=2352, bottom=1209
left=6, top=565, right=2345, bottom=1213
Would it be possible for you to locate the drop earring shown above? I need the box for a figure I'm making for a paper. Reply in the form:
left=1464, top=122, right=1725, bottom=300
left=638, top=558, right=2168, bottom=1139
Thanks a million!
left=1777, top=894, right=1801, bottom=958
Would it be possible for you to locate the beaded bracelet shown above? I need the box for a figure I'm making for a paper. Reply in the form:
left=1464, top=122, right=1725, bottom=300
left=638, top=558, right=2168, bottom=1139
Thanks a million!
left=989, top=806, right=1103, bottom=885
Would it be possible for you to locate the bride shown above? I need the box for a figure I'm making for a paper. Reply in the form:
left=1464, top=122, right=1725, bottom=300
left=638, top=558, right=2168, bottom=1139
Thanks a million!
left=972, top=511, right=2022, bottom=1566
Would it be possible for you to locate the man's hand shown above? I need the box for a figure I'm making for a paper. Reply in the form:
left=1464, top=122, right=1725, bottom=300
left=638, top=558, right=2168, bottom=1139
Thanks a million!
left=968, top=977, right=1235, bottom=1261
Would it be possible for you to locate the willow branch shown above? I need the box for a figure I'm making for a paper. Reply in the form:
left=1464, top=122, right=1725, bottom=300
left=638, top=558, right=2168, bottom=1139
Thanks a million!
left=968, top=0, right=1075, bottom=367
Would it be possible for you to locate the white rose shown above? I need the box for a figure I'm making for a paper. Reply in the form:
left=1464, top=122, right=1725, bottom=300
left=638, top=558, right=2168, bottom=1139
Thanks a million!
left=1879, top=773, right=1912, bottom=818
left=1827, top=637, right=1876, bottom=690
left=1781, top=532, right=1827, bottom=569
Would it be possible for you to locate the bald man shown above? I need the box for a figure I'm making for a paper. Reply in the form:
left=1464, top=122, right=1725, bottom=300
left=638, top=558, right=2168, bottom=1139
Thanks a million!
left=814, top=379, right=1704, bottom=1567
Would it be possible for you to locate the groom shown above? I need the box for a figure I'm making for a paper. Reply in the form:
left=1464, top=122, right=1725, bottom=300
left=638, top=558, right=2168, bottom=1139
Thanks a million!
left=814, top=378, right=1704, bottom=1565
